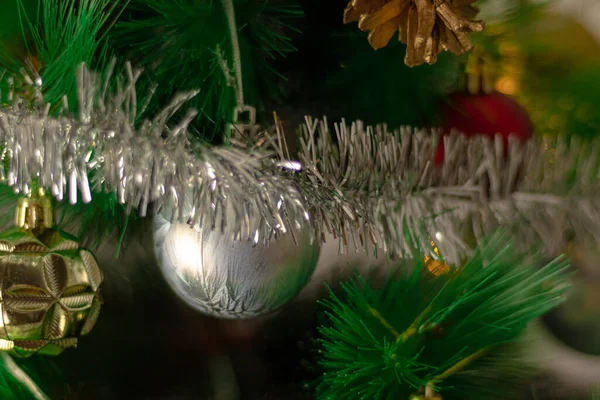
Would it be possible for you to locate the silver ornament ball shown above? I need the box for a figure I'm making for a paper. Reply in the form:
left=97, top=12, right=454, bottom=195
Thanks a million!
left=153, top=213, right=320, bottom=319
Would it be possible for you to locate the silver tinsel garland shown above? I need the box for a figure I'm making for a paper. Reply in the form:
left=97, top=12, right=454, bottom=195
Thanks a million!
left=296, top=118, right=600, bottom=262
left=1, top=63, right=599, bottom=262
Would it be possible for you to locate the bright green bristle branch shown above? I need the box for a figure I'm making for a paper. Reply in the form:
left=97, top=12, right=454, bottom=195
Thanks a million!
left=0, top=1, right=134, bottom=251
left=111, top=0, right=301, bottom=143
left=0, top=0, right=120, bottom=110
left=0, top=354, right=67, bottom=400
left=315, top=233, right=572, bottom=400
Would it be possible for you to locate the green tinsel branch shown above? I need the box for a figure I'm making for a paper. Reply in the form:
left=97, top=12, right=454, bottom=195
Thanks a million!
left=0, top=0, right=120, bottom=108
left=0, top=354, right=67, bottom=400
left=314, top=231, right=572, bottom=399
left=110, top=0, right=301, bottom=142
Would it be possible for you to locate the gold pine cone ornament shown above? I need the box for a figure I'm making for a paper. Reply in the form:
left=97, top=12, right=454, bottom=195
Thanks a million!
left=0, top=190, right=103, bottom=357
left=344, top=0, right=485, bottom=67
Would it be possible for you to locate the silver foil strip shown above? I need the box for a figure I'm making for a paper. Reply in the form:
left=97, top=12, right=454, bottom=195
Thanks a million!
left=0, top=63, right=598, bottom=262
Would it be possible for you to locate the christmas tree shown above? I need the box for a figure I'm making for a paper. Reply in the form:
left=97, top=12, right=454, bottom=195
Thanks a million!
left=0, top=0, right=598, bottom=399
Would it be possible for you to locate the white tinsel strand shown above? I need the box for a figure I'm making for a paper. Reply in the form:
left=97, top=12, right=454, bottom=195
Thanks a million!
left=0, top=63, right=598, bottom=263
left=0, top=63, right=316, bottom=246
left=296, top=117, right=600, bottom=262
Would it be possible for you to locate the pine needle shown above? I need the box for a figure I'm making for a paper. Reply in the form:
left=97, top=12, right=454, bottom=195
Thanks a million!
left=5, top=0, right=121, bottom=109
left=111, top=0, right=300, bottom=142
left=315, top=232, right=571, bottom=399
left=0, top=355, right=67, bottom=400
left=0, top=0, right=129, bottom=250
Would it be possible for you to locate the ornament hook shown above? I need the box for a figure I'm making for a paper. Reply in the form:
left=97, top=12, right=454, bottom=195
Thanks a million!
left=229, top=105, right=260, bottom=139
left=16, top=188, right=54, bottom=231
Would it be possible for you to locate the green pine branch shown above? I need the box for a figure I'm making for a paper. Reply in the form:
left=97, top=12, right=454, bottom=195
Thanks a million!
left=111, top=0, right=301, bottom=143
left=0, top=1, right=136, bottom=252
left=0, top=354, right=67, bottom=400
left=0, top=0, right=121, bottom=109
left=315, top=232, right=571, bottom=399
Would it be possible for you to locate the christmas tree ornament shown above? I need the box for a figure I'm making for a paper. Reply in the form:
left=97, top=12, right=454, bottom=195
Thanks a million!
left=153, top=210, right=320, bottom=319
left=0, top=189, right=103, bottom=357
left=343, top=0, right=485, bottom=67
left=435, top=47, right=534, bottom=164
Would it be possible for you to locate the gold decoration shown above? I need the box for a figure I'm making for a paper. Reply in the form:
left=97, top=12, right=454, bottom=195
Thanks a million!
left=425, top=256, right=451, bottom=276
left=343, top=0, right=485, bottom=67
left=424, top=238, right=451, bottom=277
left=466, top=46, right=495, bottom=95
left=15, top=188, right=54, bottom=231
left=0, top=190, right=103, bottom=357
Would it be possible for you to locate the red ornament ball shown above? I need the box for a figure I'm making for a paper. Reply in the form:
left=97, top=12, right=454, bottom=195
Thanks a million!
left=436, top=92, right=534, bottom=164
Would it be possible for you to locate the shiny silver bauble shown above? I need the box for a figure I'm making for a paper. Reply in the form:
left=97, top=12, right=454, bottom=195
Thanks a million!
left=153, top=213, right=320, bottom=319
